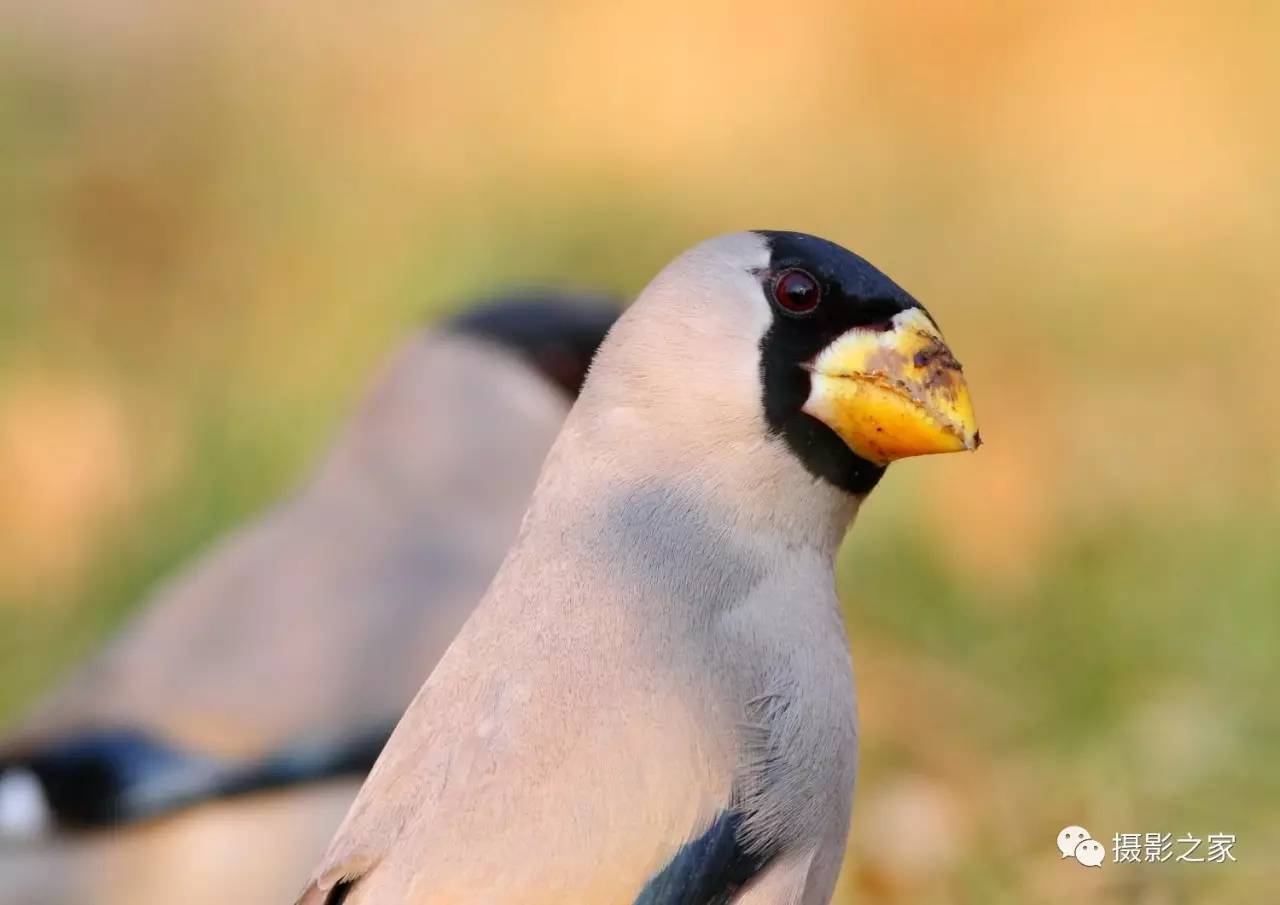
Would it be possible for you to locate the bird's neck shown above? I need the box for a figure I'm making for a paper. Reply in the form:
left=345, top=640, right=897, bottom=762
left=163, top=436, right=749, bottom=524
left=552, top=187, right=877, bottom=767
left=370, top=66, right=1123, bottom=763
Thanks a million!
left=534, top=404, right=862, bottom=566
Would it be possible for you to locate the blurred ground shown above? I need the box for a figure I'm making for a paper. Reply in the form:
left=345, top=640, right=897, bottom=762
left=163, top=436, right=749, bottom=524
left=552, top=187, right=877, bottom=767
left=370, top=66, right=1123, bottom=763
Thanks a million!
left=1, top=1, right=1277, bottom=902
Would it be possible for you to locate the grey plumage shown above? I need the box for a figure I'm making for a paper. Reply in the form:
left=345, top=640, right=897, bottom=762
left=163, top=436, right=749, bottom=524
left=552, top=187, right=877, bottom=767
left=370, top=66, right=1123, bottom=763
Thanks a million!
left=0, top=294, right=617, bottom=904
left=15, top=326, right=573, bottom=757
left=298, top=232, right=978, bottom=905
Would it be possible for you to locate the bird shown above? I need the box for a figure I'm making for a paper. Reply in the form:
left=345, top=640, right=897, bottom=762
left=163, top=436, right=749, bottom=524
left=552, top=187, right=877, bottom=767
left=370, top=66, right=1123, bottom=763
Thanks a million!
left=297, top=230, right=979, bottom=905
left=0, top=292, right=616, bottom=847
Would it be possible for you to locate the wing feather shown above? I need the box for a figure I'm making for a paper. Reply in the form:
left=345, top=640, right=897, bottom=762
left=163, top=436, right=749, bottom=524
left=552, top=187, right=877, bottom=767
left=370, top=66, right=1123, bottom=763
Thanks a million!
left=632, top=811, right=769, bottom=905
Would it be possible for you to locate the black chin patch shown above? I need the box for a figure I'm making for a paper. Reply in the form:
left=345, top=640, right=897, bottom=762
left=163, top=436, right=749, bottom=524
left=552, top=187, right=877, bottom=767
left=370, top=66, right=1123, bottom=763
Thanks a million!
left=760, top=338, right=887, bottom=496
left=753, top=231, right=923, bottom=496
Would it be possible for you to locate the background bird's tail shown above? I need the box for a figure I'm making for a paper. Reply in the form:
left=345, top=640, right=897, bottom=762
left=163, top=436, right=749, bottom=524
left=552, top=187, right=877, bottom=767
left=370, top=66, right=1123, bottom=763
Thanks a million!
left=0, top=722, right=394, bottom=838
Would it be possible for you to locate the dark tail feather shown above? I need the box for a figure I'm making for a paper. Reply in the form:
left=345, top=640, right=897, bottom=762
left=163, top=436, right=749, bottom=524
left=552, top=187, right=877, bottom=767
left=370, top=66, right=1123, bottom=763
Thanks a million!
left=0, top=727, right=216, bottom=834
left=0, top=722, right=394, bottom=835
left=207, top=722, right=392, bottom=801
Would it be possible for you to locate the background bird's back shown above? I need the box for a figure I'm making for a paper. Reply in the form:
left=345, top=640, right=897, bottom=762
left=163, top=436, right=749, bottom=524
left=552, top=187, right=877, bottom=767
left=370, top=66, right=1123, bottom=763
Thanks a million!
left=0, top=294, right=617, bottom=905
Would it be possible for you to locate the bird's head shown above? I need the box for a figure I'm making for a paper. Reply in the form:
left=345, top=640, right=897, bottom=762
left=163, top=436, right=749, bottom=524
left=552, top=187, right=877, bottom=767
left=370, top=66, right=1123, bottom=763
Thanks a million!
left=582, top=230, right=979, bottom=499
left=754, top=230, right=980, bottom=494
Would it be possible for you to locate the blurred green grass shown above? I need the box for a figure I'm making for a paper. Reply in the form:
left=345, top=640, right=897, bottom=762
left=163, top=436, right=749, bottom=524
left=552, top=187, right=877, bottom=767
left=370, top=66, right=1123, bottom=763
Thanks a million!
left=2, top=2, right=1279, bottom=901
left=841, top=508, right=1280, bottom=902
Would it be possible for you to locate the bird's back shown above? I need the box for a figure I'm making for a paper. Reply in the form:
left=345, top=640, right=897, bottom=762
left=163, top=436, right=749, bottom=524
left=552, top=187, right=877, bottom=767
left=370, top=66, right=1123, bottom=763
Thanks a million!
left=16, top=333, right=569, bottom=758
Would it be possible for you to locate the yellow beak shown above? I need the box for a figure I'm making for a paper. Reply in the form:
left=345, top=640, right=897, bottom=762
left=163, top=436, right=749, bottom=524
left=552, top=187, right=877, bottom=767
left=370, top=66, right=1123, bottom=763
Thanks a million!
left=801, top=307, right=980, bottom=465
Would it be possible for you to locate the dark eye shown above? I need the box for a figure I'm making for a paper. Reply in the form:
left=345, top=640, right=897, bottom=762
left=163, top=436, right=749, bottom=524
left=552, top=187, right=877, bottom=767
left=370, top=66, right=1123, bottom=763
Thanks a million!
left=773, top=269, right=821, bottom=315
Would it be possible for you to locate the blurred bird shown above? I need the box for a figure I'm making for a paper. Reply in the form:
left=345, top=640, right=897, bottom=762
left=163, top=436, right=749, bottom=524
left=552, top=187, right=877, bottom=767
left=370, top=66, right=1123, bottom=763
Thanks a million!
left=298, top=232, right=979, bottom=905
left=0, top=291, right=617, bottom=847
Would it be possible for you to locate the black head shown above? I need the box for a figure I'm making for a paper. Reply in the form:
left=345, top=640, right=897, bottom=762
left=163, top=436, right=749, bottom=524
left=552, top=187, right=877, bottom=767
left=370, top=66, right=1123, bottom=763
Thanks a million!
left=447, top=291, right=619, bottom=396
left=754, top=230, right=929, bottom=495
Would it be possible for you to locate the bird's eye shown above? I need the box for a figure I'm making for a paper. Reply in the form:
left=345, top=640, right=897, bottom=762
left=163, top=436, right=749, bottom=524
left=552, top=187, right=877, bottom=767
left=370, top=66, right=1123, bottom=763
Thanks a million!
left=773, top=269, right=821, bottom=315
